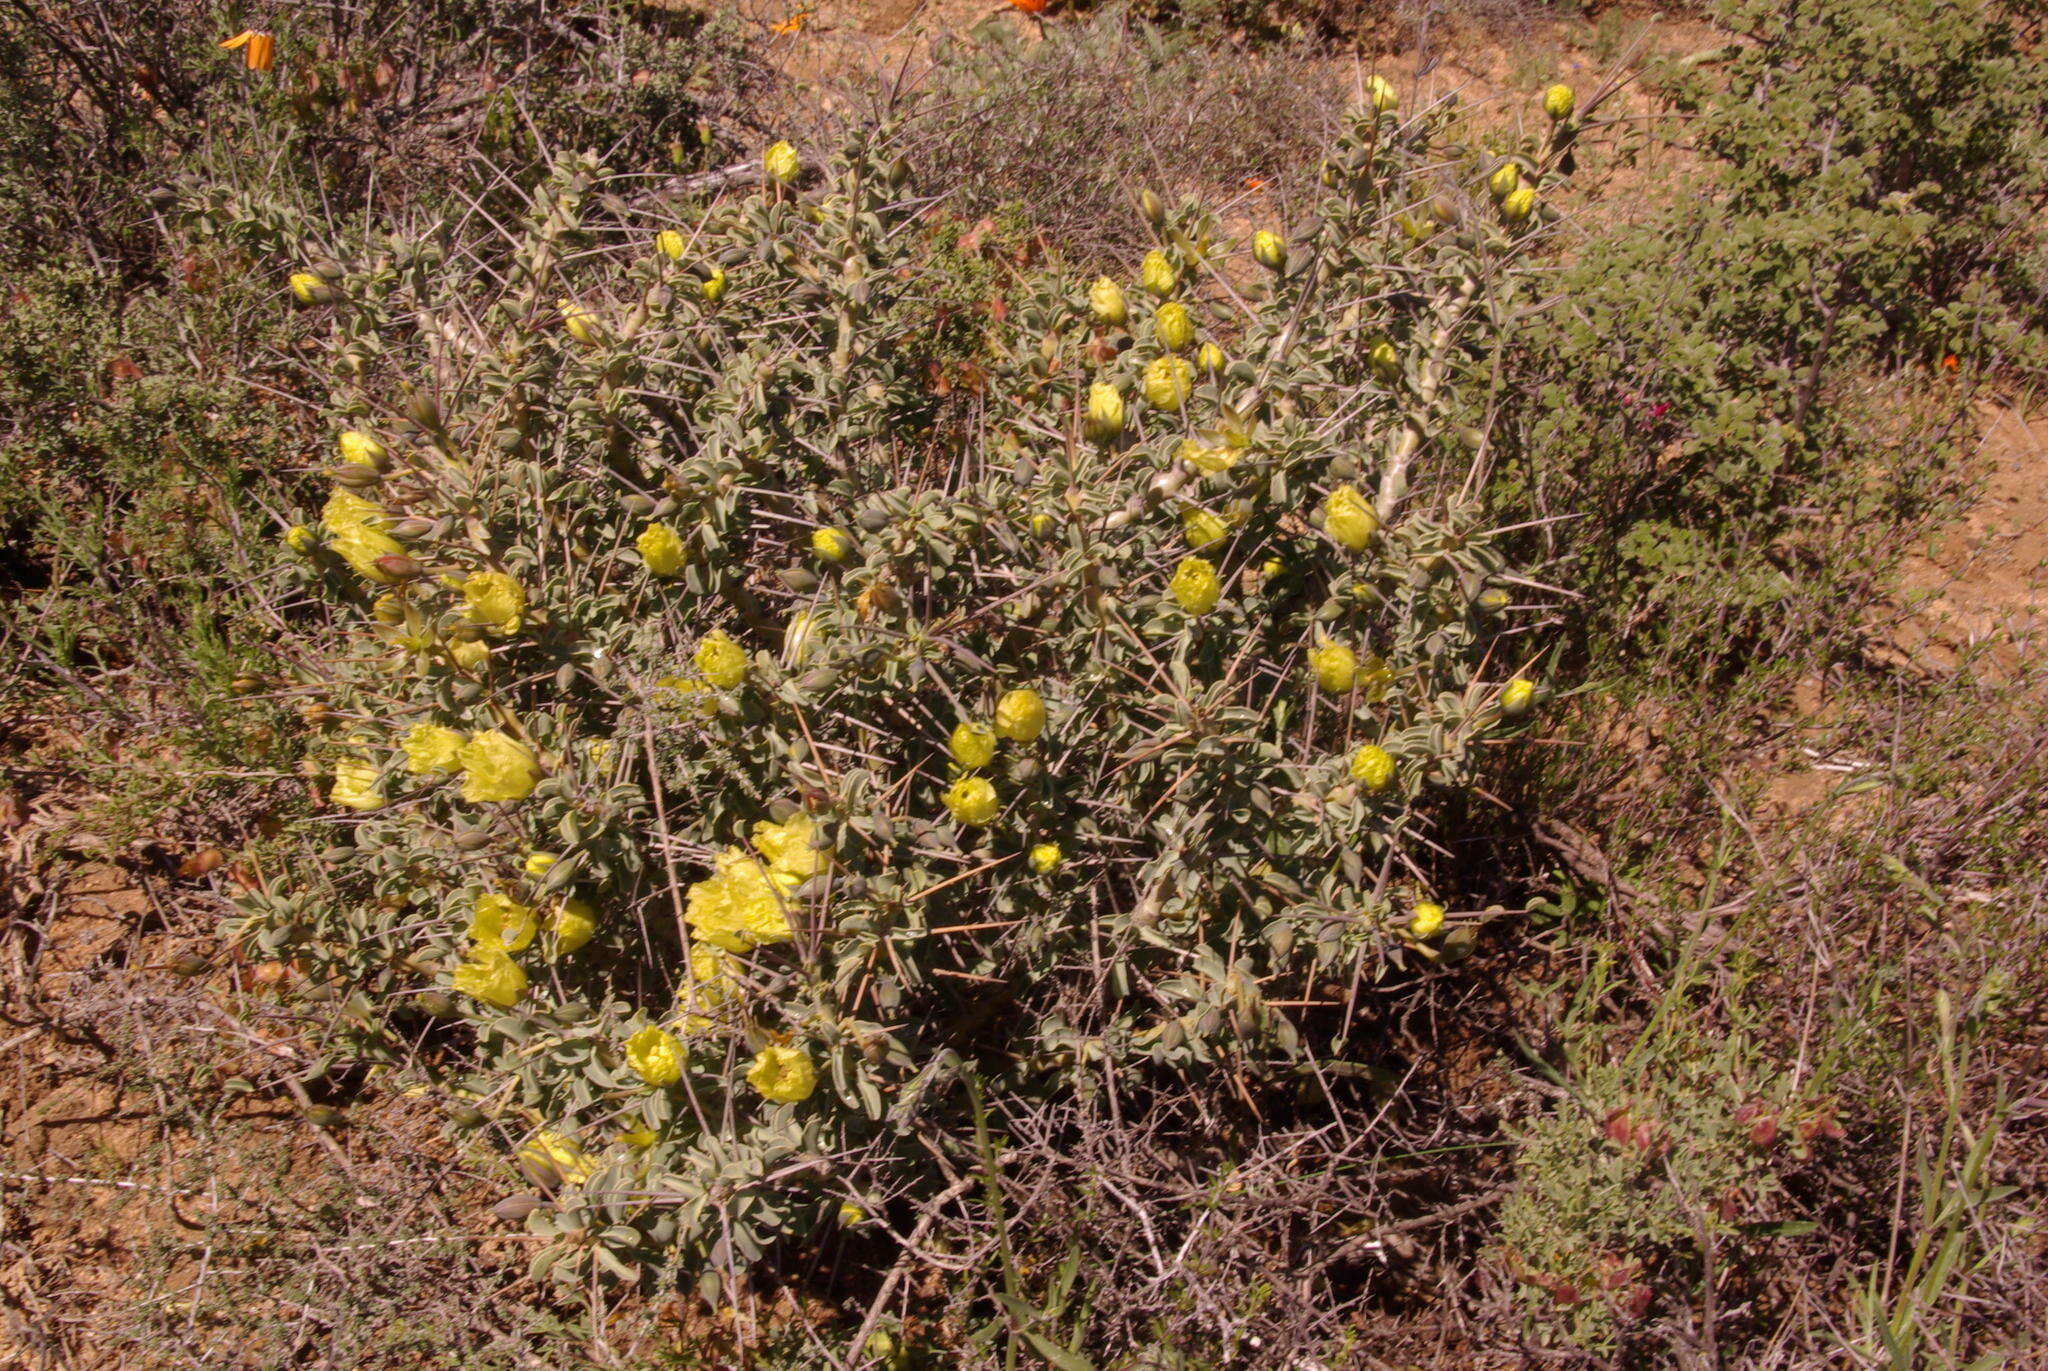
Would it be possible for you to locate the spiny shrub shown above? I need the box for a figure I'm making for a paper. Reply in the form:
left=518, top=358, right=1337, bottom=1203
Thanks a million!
left=196, top=87, right=1568, bottom=1289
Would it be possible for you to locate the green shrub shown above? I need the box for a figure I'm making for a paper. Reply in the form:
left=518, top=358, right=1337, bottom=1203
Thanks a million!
left=200, top=87, right=1566, bottom=1293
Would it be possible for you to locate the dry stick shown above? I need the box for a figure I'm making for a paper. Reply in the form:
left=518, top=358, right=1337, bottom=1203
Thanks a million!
left=849, top=1175, right=979, bottom=1360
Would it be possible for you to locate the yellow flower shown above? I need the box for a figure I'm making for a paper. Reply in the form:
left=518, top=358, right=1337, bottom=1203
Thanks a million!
left=284, top=525, right=317, bottom=554
left=1409, top=902, right=1445, bottom=938
left=626, top=1026, right=684, bottom=1088
left=1177, top=438, right=1239, bottom=475
left=329, top=758, right=385, bottom=811
left=747, top=1045, right=817, bottom=1103
left=1366, top=75, right=1399, bottom=113
left=943, top=776, right=1000, bottom=826
left=330, top=525, right=407, bottom=584
left=289, top=272, right=328, bottom=304
left=619, top=1127, right=658, bottom=1150
left=1488, top=161, right=1521, bottom=202
left=1501, top=185, right=1537, bottom=224
left=1350, top=743, right=1395, bottom=791
left=322, top=489, right=390, bottom=533
left=994, top=687, right=1046, bottom=743
left=1324, top=484, right=1379, bottom=552
left=812, top=527, right=854, bottom=564
left=1084, top=382, right=1125, bottom=443
left=1182, top=508, right=1229, bottom=551
left=1141, top=250, right=1178, bottom=299
left=1143, top=355, right=1193, bottom=412
left=655, top=229, right=686, bottom=261
left=1196, top=341, right=1226, bottom=376
left=1501, top=677, right=1537, bottom=718
left=1088, top=276, right=1128, bottom=327
left=523, top=851, right=558, bottom=877
left=516, top=1130, right=594, bottom=1186
left=403, top=722, right=467, bottom=774
left=694, top=630, right=748, bottom=689
left=548, top=897, right=598, bottom=956
left=453, top=944, right=526, bottom=1009
left=462, top=571, right=526, bottom=634
left=751, top=811, right=830, bottom=878
left=685, top=847, right=798, bottom=952
left=679, top=943, right=739, bottom=1031
left=949, top=722, right=997, bottom=770
left=1252, top=230, right=1286, bottom=272
left=1543, top=83, right=1576, bottom=121
left=450, top=638, right=490, bottom=672
left=764, top=140, right=800, bottom=185
left=559, top=298, right=599, bottom=344
left=637, top=522, right=686, bottom=577
left=457, top=730, right=541, bottom=802
left=1029, top=842, right=1062, bottom=875
left=701, top=266, right=728, bottom=303
left=469, top=892, right=538, bottom=952
left=1155, top=302, right=1195, bottom=352
left=838, top=1201, right=867, bottom=1225
left=1169, top=556, right=1221, bottom=615
left=1311, top=642, right=1358, bottom=693
left=338, top=430, right=385, bottom=467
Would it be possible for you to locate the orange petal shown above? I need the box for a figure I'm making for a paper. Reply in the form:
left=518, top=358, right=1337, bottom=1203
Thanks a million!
left=219, top=29, right=254, bottom=49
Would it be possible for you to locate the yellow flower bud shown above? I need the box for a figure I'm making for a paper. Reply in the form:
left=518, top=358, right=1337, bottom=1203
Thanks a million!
left=1141, top=250, right=1178, bottom=299
left=1155, top=302, right=1195, bottom=352
left=1143, top=355, right=1193, bottom=412
left=655, top=229, right=686, bottom=261
left=371, top=592, right=405, bottom=626
left=637, top=522, right=686, bottom=577
left=812, top=526, right=854, bottom=564
left=1368, top=340, right=1400, bottom=382
left=783, top=611, right=818, bottom=667
left=403, top=722, right=467, bottom=774
left=1196, top=342, right=1226, bottom=376
left=549, top=897, right=598, bottom=956
left=838, top=1202, right=867, bottom=1225
left=994, top=687, right=1047, bottom=742
left=1501, top=677, right=1537, bottom=718
left=461, top=570, right=526, bottom=634
left=1476, top=587, right=1512, bottom=613
left=1029, top=842, right=1062, bottom=875
left=1084, top=382, right=1126, bottom=444
left=1501, top=185, right=1537, bottom=224
left=1252, top=230, right=1286, bottom=272
left=1088, top=276, right=1128, bottom=327
left=695, top=630, right=748, bottom=689
left=1350, top=744, right=1395, bottom=791
left=337, top=430, right=385, bottom=467
left=329, top=524, right=407, bottom=583
left=1311, top=642, right=1358, bottom=693
left=284, top=525, right=317, bottom=555
left=523, top=852, right=558, bottom=877
left=1169, top=556, right=1221, bottom=615
left=949, top=722, right=997, bottom=770
left=1366, top=75, right=1398, bottom=112
left=1182, top=507, right=1229, bottom=550
left=289, top=272, right=330, bottom=305
left=747, top=1045, right=817, bottom=1103
left=558, top=298, right=598, bottom=344
left=516, top=1131, right=594, bottom=1186
left=328, top=757, right=385, bottom=811
left=1409, top=901, right=1445, bottom=938
left=764, top=140, right=800, bottom=185
left=1323, top=484, right=1379, bottom=551
left=1488, top=161, right=1521, bottom=203
left=457, top=730, right=541, bottom=803
left=626, top=1026, right=684, bottom=1088
left=1030, top=512, right=1056, bottom=539
left=701, top=265, right=727, bottom=303
left=943, top=775, right=1000, bottom=826
left=1543, top=83, right=1576, bottom=121
left=450, top=638, right=490, bottom=672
